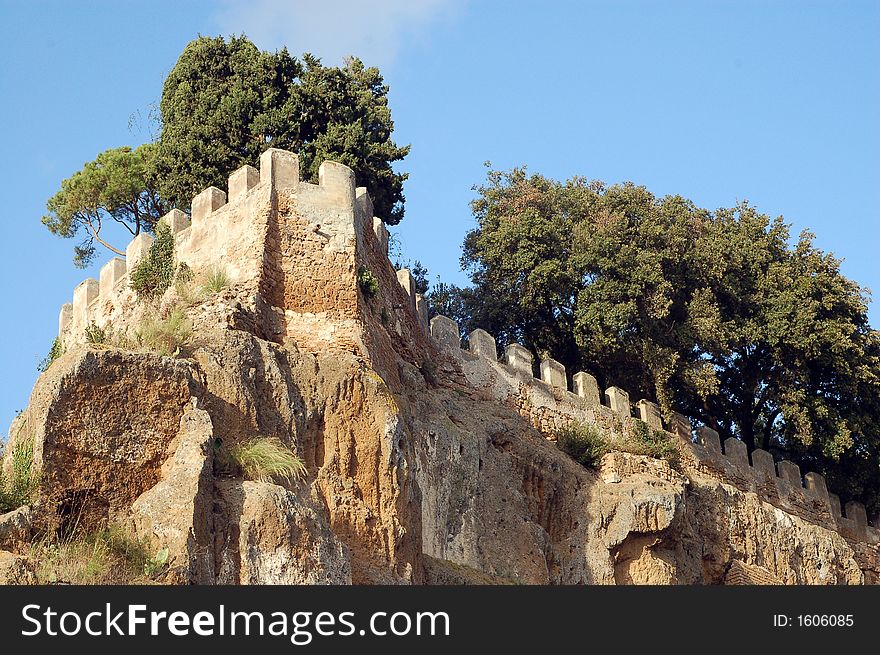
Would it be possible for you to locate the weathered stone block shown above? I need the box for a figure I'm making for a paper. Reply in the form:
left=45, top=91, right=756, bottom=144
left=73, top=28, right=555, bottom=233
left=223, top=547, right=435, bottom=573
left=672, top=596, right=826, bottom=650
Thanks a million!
left=372, top=217, right=389, bottom=254
left=73, top=278, right=99, bottom=327
left=469, top=329, right=497, bottom=360
left=605, top=386, right=630, bottom=418
left=804, top=472, right=829, bottom=502
left=505, top=344, right=533, bottom=376
left=356, top=187, right=373, bottom=220
left=777, top=460, right=802, bottom=489
left=159, top=208, right=190, bottom=234
left=99, top=257, right=126, bottom=299
left=228, top=164, right=260, bottom=202
left=126, top=232, right=153, bottom=272
left=58, top=303, right=72, bottom=336
left=573, top=372, right=600, bottom=405
left=396, top=269, right=416, bottom=312
left=191, top=186, right=226, bottom=223
left=318, top=161, right=356, bottom=204
left=723, top=437, right=749, bottom=471
left=669, top=411, right=692, bottom=441
left=540, top=357, right=566, bottom=389
left=845, top=501, right=868, bottom=527
left=415, top=294, right=428, bottom=328
left=828, top=493, right=842, bottom=518
left=259, top=148, right=299, bottom=190
left=750, top=449, right=776, bottom=482
left=430, top=315, right=460, bottom=350
left=696, top=426, right=721, bottom=453
left=636, top=399, right=663, bottom=430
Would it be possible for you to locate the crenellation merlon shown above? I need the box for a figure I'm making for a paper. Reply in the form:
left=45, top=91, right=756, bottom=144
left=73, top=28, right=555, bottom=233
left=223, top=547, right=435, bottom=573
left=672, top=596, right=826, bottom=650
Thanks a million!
left=723, top=437, right=749, bottom=471
left=505, top=343, right=533, bottom=376
left=429, top=315, right=460, bottom=350
left=356, top=187, right=373, bottom=222
left=605, top=386, right=630, bottom=419
left=396, top=269, right=416, bottom=312
left=99, top=258, right=126, bottom=299
left=228, top=164, right=260, bottom=202
left=804, top=472, right=830, bottom=503
left=372, top=217, right=389, bottom=254
left=126, top=233, right=153, bottom=272
left=777, top=460, right=802, bottom=489
left=540, top=357, right=566, bottom=389
left=696, top=426, right=721, bottom=453
left=415, top=294, right=428, bottom=329
left=58, top=303, right=73, bottom=337
left=637, top=399, right=663, bottom=430
left=318, top=161, right=356, bottom=204
left=191, top=186, right=226, bottom=223
left=573, top=372, right=600, bottom=405
left=259, top=148, right=299, bottom=190
left=160, top=208, right=190, bottom=234
left=72, top=278, right=99, bottom=328
left=469, top=329, right=497, bottom=360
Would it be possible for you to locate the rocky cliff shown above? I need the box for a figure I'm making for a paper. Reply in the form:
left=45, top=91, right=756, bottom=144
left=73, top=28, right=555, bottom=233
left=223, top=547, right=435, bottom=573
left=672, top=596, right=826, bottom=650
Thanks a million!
left=1, top=148, right=876, bottom=585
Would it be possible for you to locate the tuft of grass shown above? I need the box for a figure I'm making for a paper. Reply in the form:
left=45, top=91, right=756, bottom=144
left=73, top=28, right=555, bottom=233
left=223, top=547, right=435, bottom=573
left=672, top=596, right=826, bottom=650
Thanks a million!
left=358, top=266, right=379, bottom=298
left=37, top=337, right=64, bottom=372
left=627, top=419, right=680, bottom=468
left=217, top=437, right=306, bottom=484
left=556, top=421, right=608, bottom=469
left=135, top=306, right=192, bottom=356
left=200, top=266, right=229, bottom=295
left=27, top=526, right=163, bottom=585
left=557, top=419, right=680, bottom=469
left=0, top=431, right=39, bottom=513
left=84, top=321, right=110, bottom=345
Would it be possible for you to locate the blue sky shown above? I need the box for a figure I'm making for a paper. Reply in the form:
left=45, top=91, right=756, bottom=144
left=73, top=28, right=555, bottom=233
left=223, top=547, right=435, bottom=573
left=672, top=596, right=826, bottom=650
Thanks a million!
left=1, top=1, right=878, bottom=437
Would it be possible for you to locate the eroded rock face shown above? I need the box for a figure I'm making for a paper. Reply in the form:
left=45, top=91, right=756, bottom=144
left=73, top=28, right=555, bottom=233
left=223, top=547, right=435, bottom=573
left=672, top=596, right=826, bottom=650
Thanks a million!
left=9, top=347, right=203, bottom=535
left=0, top=551, right=36, bottom=585
left=215, top=480, right=351, bottom=585
left=129, top=407, right=216, bottom=584
left=0, top=506, right=32, bottom=551
left=6, top=304, right=876, bottom=585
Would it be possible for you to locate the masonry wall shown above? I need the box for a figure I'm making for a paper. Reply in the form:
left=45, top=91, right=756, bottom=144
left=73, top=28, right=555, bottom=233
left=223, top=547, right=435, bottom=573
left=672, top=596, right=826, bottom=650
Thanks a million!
left=427, top=315, right=880, bottom=548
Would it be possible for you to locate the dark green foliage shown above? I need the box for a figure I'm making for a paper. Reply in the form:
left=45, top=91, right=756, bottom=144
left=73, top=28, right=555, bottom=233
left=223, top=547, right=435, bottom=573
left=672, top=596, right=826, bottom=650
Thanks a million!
left=42, top=145, right=165, bottom=267
left=556, top=422, right=608, bottom=469
left=0, top=433, right=38, bottom=513
left=130, top=222, right=175, bottom=298
left=452, top=166, right=880, bottom=512
left=358, top=265, right=379, bottom=298
left=43, top=36, right=410, bottom=266
left=629, top=420, right=680, bottom=468
left=37, top=337, right=64, bottom=372
left=84, top=322, right=109, bottom=345
left=152, top=37, right=409, bottom=224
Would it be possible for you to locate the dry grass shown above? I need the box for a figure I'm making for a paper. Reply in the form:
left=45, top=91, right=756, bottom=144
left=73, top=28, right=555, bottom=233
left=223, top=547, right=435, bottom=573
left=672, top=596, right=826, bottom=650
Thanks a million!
left=135, top=306, right=192, bottom=356
left=218, top=437, right=306, bottom=484
left=27, top=527, right=165, bottom=585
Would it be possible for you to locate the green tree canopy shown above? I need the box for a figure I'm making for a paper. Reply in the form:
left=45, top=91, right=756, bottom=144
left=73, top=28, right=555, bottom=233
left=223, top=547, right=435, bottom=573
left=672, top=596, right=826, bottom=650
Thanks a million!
left=437, top=166, right=880, bottom=513
left=152, top=37, right=408, bottom=223
left=42, top=145, right=164, bottom=267
left=44, top=35, right=410, bottom=266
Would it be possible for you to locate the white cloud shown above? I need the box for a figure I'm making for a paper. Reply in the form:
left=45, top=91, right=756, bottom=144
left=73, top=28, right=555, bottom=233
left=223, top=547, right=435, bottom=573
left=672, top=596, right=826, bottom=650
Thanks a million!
left=214, top=0, right=464, bottom=69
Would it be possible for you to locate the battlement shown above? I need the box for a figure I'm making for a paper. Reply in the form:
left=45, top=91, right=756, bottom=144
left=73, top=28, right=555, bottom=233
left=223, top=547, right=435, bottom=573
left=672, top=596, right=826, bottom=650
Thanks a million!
left=57, top=147, right=428, bottom=352
left=427, top=315, right=880, bottom=545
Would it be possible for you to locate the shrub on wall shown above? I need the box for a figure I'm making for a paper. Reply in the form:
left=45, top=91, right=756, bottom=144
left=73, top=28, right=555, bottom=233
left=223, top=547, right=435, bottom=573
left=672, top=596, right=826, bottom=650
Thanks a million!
left=130, top=223, right=175, bottom=298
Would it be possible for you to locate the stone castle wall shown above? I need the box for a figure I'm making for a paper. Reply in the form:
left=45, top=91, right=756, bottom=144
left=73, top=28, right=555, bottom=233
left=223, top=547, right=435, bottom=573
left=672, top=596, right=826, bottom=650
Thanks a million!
left=53, top=145, right=878, bottom=549
left=427, top=315, right=880, bottom=546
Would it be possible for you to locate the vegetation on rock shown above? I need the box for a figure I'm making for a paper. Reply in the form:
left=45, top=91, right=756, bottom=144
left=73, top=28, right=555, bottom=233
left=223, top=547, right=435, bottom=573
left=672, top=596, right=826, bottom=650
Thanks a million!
left=130, top=222, right=175, bottom=298
left=217, top=437, right=306, bottom=484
